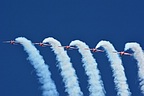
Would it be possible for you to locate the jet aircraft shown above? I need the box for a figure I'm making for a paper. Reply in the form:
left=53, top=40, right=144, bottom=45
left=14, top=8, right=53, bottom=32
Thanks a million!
left=85, top=48, right=104, bottom=52
left=58, top=46, right=78, bottom=50
left=33, top=42, right=51, bottom=47
left=113, top=51, right=133, bottom=56
left=3, top=40, right=19, bottom=45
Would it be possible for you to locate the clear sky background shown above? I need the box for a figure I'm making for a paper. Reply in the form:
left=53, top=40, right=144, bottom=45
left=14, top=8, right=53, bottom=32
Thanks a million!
left=0, top=0, right=144, bottom=96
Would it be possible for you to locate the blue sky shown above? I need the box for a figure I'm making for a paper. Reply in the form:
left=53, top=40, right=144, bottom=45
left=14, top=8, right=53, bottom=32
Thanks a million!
left=0, top=0, right=144, bottom=96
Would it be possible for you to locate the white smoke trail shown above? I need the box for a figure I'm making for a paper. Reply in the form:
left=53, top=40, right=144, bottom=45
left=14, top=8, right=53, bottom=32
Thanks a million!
left=96, top=40, right=131, bottom=96
left=69, top=40, right=105, bottom=96
left=43, top=37, right=83, bottom=96
left=15, top=37, right=59, bottom=96
left=124, top=42, right=144, bottom=94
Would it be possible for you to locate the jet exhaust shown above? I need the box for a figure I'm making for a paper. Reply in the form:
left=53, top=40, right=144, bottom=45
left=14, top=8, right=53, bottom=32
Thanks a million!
left=125, top=42, right=144, bottom=95
left=70, top=40, right=105, bottom=96
left=15, top=37, right=59, bottom=96
left=43, top=37, right=83, bottom=96
left=96, top=40, right=131, bottom=96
